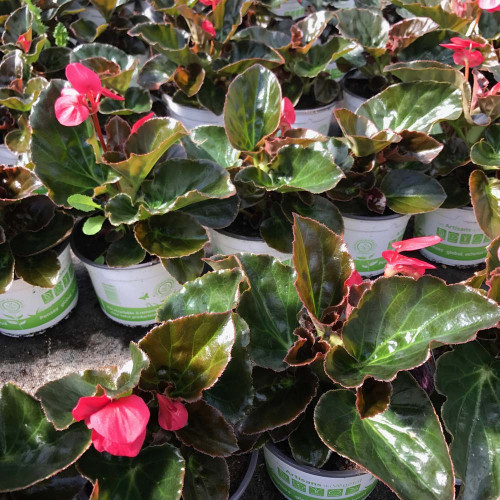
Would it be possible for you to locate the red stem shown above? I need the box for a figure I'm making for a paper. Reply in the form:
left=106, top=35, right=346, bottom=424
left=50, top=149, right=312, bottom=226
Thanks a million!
left=465, top=59, right=470, bottom=82
left=91, top=112, right=107, bottom=154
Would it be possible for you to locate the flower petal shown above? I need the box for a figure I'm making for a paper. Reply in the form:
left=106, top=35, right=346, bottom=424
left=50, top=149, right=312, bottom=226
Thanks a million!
left=88, top=394, right=150, bottom=444
left=55, top=93, right=90, bottom=127
left=201, top=20, right=216, bottom=37
left=101, top=87, right=125, bottom=101
left=130, top=112, right=154, bottom=135
left=391, top=235, right=442, bottom=252
left=157, top=394, right=188, bottom=431
left=345, top=270, right=363, bottom=287
left=280, top=97, right=296, bottom=128
left=91, top=428, right=147, bottom=457
left=72, top=394, right=111, bottom=422
left=65, top=62, right=102, bottom=97
left=478, top=0, right=500, bottom=11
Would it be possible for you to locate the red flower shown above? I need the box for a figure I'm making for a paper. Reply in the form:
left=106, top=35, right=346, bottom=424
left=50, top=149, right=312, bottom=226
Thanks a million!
left=382, top=235, right=442, bottom=279
left=440, top=38, right=485, bottom=68
left=55, top=63, right=124, bottom=127
left=17, top=34, right=31, bottom=53
left=478, top=0, right=500, bottom=12
left=279, top=97, right=296, bottom=133
left=201, top=20, right=216, bottom=37
left=199, top=0, right=222, bottom=8
left=72, top=394, right=150, bottom=457
left=346, top=270, right=363, bottom=287
left=130, top=112, right=154, bottom=135
left=157, top=394, right=188, bottom=431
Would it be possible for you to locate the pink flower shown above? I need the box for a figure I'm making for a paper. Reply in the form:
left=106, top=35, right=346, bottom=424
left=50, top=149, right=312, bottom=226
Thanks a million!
left=382, top=235, right=442, bottom=278
left=201, top=20, right=216, bottom=37
left=130, top=112, right=154, bottom=134
left=157, top=394, right=188, bottom=431
left=279, top=97, right=296, bottom=133
left=17, top=34, right=31, bottom=53
left=440, top=38, right=485, bottom=68
left=478, top=0, right=500, bottom=12
left=346, top=270, right=363, bottom=287
left=72, top=394, right=150, bottom=457
left=199, top=0, right=222, bottom=8
left=55, top=63, right=124, bottom=127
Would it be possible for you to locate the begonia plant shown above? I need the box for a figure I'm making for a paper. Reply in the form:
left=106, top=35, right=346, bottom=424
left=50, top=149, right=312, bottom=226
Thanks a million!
left=30, top=62, right=237, bottom=274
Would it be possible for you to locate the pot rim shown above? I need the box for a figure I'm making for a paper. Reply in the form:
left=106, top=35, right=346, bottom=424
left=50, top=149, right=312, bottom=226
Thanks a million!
left=211, top=227, right=266, bottom=243
left=265, top=443, right=370, bottom=479
left=341, top=212, right=409, bottom=221
left=229, top=451, right=259, bottom=500
left=341, top=69, right=367, bottom=100
left=70, top=219, right=160, bottom=271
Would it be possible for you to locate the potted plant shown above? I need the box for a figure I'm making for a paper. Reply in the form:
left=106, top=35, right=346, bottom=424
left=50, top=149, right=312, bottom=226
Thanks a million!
left=0, top=304, right=260, bottom=498
left=0, top=165, right=77, bottom=336
left=159, top=214, right=500, bottom=499
left=182, top=63, right=345, bottom=261
left=29, top=62, right=238, bottom=326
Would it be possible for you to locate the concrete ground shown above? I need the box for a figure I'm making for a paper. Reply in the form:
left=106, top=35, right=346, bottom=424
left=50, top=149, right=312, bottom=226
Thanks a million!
left=0, top=252, right=477, bottom=500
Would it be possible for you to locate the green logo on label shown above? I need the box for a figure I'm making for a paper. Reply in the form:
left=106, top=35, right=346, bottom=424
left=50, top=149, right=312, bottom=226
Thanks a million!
left=346, top=484, right=361, bottom=494
left=472, top=233, right=483, bottom=244
left=460, top=233, right=471, bottom=244
left=41, top=290, right=55, bottom=304
left=309, top=486, right=325, bottom=496
left=292, top=479, right=306, bottom=492
left=0, top=299, right=23, bottom=313
left=54, top=282, right=64, bottom=296
left=327, top=488, right=343, bottom=497
left=447, top=231, right=459, bottom=243
left=354, top=239, right=375, bottom=255
left=156, top=280, right=174, bottom=297
left=62, top=270, right=71, bottom=287
left=278, top=468, right=290, bottom=483
left=436, top=227, right=447, bottom=239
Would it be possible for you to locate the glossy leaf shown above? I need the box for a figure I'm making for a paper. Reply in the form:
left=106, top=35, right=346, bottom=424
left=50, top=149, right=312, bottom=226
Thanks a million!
left=235, top=146, right=343, bottom=194
left=380, top=170, right=446, bottom=214
left=387, top=17, right=439, bottom=52
left=471, top=124, right=500, bottom=169
left=470, top=169, right=500, bottom=240
left=157, top=269, right=244, bottom=321
left=35, top=343, right=149, bottom=429
left=236, top=254, right=302, bottom=371
left=99, top=86, right=152, bottom=115
left=325, top=276, right=500, bottom=388
left=139, top=312, right=235, bottom=399
left=106, top=233, right=146, bottom=267
left=241, top=366, right=318, bottom=435
left=182, top=448, right=229, bottom=500
left=355, top=378, right=392, bottom=419
left=435, top=342, right=500, bottom=500
left=138, top=54, right=177, bottom=90
left=0, top=384, right=91, bottom=492
left=134, top=212, right=208, bottom=258
left=67, top=194, right=101, bottom=212
left=162, top=249, right=204, bottom=285
left=175, top=400, right=238, bottom=457
left=0, top=244, right=14, bottom=293
left=315, top=372, right=455, bottom=500
left=224, top=64, right=281, bottom=152
left=357, top=82, right=462, bottom=134
left=234, top=26, right=291, bottom=49
left=180, top=196, right=239, bottom=229
left=293, top=215, right=353, bottom=326
left=77, top=444, right=185, bottom=500
left=14, top=250, right=60, bottom=288
left=82, top=215, right=105, bottom=236
left=31, top=81, right=111, bottom=206
left=212, top=0, right=252, bottom=43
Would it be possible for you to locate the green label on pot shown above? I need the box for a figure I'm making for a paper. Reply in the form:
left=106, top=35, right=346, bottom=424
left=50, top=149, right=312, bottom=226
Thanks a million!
left=0, top=268, right=77, bottom=332
left=98, top=299, right=158, bottom=322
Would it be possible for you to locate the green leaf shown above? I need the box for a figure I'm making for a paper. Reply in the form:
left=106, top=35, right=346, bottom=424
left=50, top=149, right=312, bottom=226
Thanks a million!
left=156, top=269, right=245, bottom=321
left=315, top=372, right=455, bottom=500
left=0, top=165, right=40, bottom=202
left=106, top=233, right=146, bottom=267
left=435, top=342, right=500, bottom=500
left=89, top=0, right=117, bottom=21
left=224, top=64, right=281, bottom=152
left=241, top=366, right=318, bottom=434
left=486, top=236, right=500, bottom=278
left=0, top=243, right=14, bottom=293
left=82, top=215, right=106, bottom=236
left=134, top=212, right=208, bottom=258
left=5, top=115, right=30, bottom=154
left=31, top=81, right=112, bottom=206
left=471, top=124, right=500, bottom=169
left=293, top=215, right=353, bottom=327
left=212, top=0, right=252, bottom=43
left=161, top=249, right=204, bottom=285
left=357, top=82, right=463, bottom=134
left=139, top=312, right=235, bottom=399
left=0, top=383, right=91, bottom=492
left=233, top=26, right=291, bottom=49
left=182, top=126, right=240, bottom=169
left=99, top=86, right=152, bottom=115
left=175, top=400, right=238, bottom=457
left=140, top=158, right=236, bottom=215
left=325, top=276, right=500, bottom=388
left=69, top=18, right=107, bottom=43
left=204, top=314, right=254, bottom=424
left=138, top=54, right=177, bottom=90
left=236, top=146, right=344, bottom=194
left=386, top=17, right=439, bottom=51
left=173, top=63, right=205, bottom=97
left=35, top=343, right=149, bottom=429
left=380, top=170, right=446, bottom=214
left=104, top=117, right=188, bottom=194
left=182, top=448, right=229, bottom=500
left=336, top=8, right=389, bottom=56
left=128, top=22, right=189, bottom=52
left=104, top=193, right=139, bottom=225
left=77, top=444, right=185, bottom=500
left=236, top=254, right=302, bottom=371
left=67, top=194, right=101, bottom=212
left=470, top=169, right=500, bottom=240
left=15, top=249, right=61, bottom=288
left=180, top=196, right=239, bottom=229
left=294, top=11, right=335, bottom=51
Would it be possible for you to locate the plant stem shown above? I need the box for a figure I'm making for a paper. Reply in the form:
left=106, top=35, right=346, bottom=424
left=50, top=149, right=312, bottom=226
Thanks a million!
left=464, top=59, right=470, bottom=83
left=91, top=113, right=107, bottom=154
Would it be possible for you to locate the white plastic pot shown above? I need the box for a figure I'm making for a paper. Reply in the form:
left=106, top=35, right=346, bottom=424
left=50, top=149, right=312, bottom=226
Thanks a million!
left=413, top=207, right=489, bottom=266
left=208, top=228, right=292, bottom=265
left=0, top=244, right=78, bottom=337
left=264, top=444, right=377, bottom=500
left=343, top=213, right=411, bottom=277
left=294, top=102, right=337, bottom=135
left=72, top=241, right=181, bottom=326
left=341, top=87, right=367, bottom=113
left=271, top=0, right=305, bottom=18
left=164, top=95, right=224, bottom=130
left=0, top=145, right=18, bottom=166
